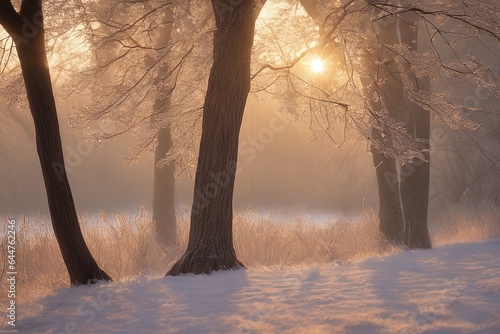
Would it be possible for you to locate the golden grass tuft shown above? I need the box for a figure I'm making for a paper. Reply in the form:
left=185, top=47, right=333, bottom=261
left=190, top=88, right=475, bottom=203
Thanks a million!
left=431, top=199, right=500, bottom=245
left=1, top=200, right=499, bottom=304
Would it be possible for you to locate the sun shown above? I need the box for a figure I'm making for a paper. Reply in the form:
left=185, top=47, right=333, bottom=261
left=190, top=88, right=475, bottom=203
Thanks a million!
left=310, top=57, right=325, bottom=73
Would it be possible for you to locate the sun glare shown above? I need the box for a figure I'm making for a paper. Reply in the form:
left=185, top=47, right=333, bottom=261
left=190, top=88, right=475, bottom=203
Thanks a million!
left=310, top=57, right=325, bottom=73
left=47, top=25, right=91, bottom=72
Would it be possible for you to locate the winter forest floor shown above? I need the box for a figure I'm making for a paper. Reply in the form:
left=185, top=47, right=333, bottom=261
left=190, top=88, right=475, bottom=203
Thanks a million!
left=13, top=240, right=500, bottom=333
left=2, top=200, right=500, bottom=333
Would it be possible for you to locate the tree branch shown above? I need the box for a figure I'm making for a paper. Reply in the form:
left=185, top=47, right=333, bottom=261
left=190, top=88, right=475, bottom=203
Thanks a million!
left=299, top=0, right=320, bottom=20
left=0, top=0, right=23, bottom=37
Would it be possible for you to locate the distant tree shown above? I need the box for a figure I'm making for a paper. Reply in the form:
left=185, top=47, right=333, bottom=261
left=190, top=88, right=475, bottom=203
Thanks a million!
left=167, top=0, right=267, bottom=275
left=261, top=1, right=430, bottom=247
left=0, top=0, right=110, bottom=284
left=151, top=9, right=177, bottom=246
left=66, top=1, right=211, bottom=247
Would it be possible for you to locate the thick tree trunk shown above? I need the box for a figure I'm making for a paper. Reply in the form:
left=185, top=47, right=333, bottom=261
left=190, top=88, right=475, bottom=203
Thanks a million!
left=0, top=1, right=110, bottom=285
left=152, top=9, right=176, bottom=246
left=362, top=17, right=407, bottom=243
left=167, top=1, right=261, bottom=276
left=363, top=9, right=431, bottom=249
left=398, top=17, right=432, bottom=249
left=153, top=126, right=176, bottom=246
left=399, top=109, right=432, bottom=249
left=370, top=129, right=404, bottom=243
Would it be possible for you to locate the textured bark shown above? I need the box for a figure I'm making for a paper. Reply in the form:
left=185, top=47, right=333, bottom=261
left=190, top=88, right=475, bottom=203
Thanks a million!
left=399, top=110, right=432, bottom=249
left=152, top=9, right=176, bottom=246
left=370, top=129, right=404, bottom=243
left=167, top=1, right=262, bottom=276
left=398, top=17, right=432, bottom=249
left=0, top=0, right=111, bottom=284
left=361, top=9, right=432, bottom=248
left=362, top=17, right=407, bottom=243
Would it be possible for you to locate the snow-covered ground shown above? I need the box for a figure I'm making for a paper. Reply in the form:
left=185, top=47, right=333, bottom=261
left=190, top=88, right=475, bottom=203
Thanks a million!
left=14, top=239, right=500, bottom=333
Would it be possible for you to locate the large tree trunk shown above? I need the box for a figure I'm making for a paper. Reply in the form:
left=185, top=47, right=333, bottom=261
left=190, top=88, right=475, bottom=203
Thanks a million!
left=0, top=1, right=110, bottom=285
left=398, top=108, right=432, bottom=249
left=167, top=1, right=262, bottom=276
left=370, top=129, right=405, bottom=243
left=362, top=16, right=407, bottom=243
left=152, top=9, right=176, bottom=246
left=398, top=16, right=432, bottom=249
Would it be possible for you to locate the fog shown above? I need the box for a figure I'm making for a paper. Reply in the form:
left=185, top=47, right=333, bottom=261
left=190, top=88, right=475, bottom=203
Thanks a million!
left=0, top=93, right=378, bottom=220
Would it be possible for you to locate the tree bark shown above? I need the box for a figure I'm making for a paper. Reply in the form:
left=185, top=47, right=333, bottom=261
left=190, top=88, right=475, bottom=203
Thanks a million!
left=370, top=129, right=405, bottom=243
left=167, top=0, right=262, bottom=276
left=362, top=16, right=407, bottom=243
left=398, top=109, right=432, bottom=249
left=0, top=0, right=110, bottom=284
left=398, top=16, right=432, bottom=249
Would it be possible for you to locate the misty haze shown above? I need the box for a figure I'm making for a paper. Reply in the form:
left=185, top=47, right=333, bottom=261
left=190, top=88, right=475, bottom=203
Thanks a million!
left=1, top=0, right=499, bottom=333
left=1, top=95, right=377, bottom=218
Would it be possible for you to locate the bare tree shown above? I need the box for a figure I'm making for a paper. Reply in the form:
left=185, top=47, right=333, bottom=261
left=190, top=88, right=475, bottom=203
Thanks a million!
left=66, top=1, right=212, bottom=246
left=361, top=8, right=432, bottom=248
left=167, top=0, right=267, bottom=275
left=151, top=9, right=177, bottom=246
left=0, top=0, right=110, bottom=284
left=397, top=14, right=432, bottom=248
left=360, top=13, right=407, bottom=245
left=251, top=0, right=498, bottom=249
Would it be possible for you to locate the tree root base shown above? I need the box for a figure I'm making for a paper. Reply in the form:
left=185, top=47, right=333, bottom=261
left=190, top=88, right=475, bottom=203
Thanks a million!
left=166, top=249, right=245, bottom=276
left=71, top=269, right=112, bottom=286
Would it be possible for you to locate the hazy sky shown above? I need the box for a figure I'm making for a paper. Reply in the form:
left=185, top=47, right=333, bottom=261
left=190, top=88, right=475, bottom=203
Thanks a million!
left=0, top=94, right=378, bottom=219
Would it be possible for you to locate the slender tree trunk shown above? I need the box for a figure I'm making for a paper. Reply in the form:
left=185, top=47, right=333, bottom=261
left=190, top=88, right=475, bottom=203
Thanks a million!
left=153, top=125, right=176, bottom=246
left=0, top=0, right=110, bottom=285
left=152, top=9, right=176, bottom=246
left=398, top=16, right=432, bottom=249
left=167, top=1, right=262, bottom=276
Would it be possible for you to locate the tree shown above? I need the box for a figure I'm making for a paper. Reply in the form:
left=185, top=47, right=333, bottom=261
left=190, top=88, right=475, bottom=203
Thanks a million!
left=0, top=0, right=110, bottom=285
left=66, top=1, right=211, bottom=247
left=254, top=1, right=429, bottom=247
left=297, top=0, right=411, bottom=245
left=250, top=0, right=498, bottom=249
left=361, top=14, right=407, bottom=245
left=167, top=0, right=266, bottom=275
left=74, top=1, right=181, bottom=245
left=360, top=1, right=497, bottom=248
left=362, top=8, right=432, bottom=248
left=151, top=9, right=177, bottom=246
left=397, top=13, right=432, bottom=248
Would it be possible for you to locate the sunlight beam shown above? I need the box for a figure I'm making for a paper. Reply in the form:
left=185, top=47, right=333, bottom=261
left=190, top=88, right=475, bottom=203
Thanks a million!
left=310, top=57, right=325, bottom=73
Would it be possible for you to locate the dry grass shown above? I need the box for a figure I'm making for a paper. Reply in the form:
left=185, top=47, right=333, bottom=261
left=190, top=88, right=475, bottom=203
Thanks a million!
left=1, top=201, right=499, bottom=303
left=431, top=199, right=500, bottom=245
left=233, top=210, right=390, bottom=267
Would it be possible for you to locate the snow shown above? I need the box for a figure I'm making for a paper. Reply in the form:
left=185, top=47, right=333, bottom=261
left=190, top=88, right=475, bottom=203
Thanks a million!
left=14, top=240, right=500, bottom=333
